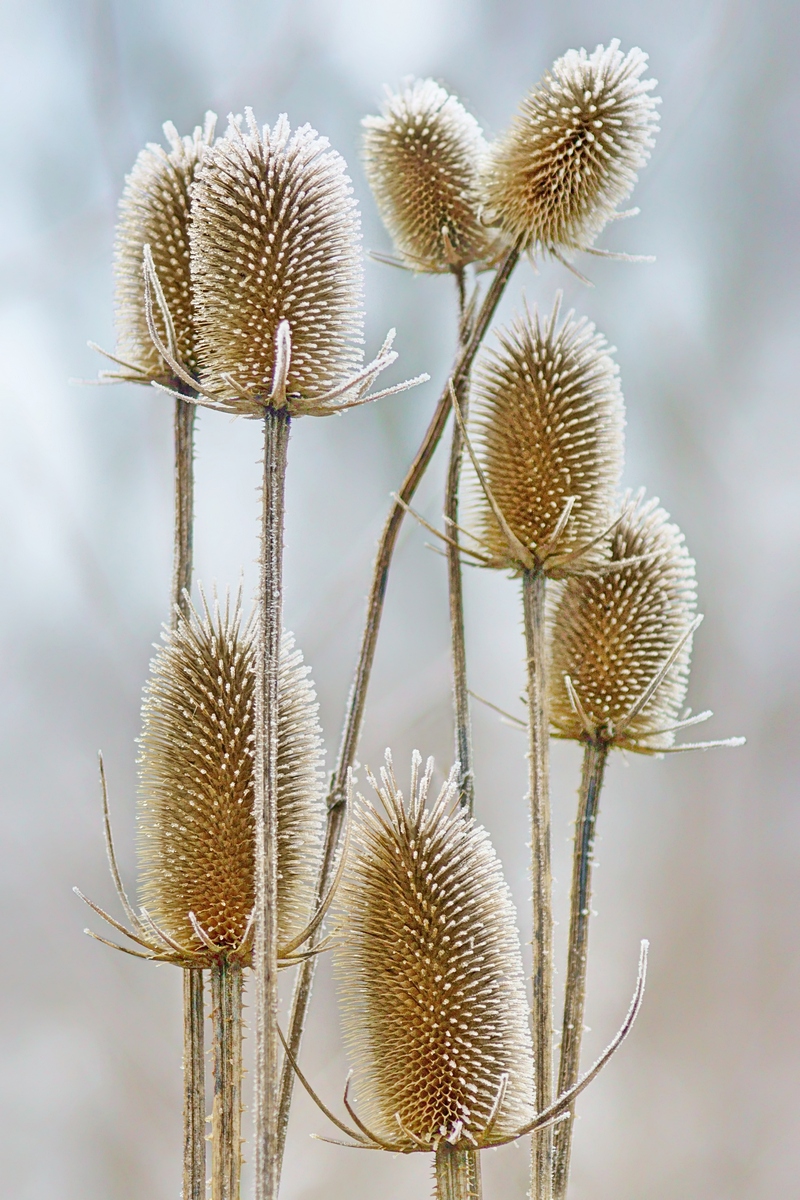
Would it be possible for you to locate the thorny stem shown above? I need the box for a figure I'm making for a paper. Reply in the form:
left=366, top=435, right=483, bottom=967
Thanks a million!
left=435, top=1142, right=480, bottom=1200
left=552, top=740, right=609, bottom=1200
left=522, top=567, right=554, bottom=1200
left=275, top=242, right=522, bottom=1178
left=254, top=407, right=290, bottom=1200
left=172, top=394, right=195, bottom=623
left=211, top=958, right=244, bottom=1200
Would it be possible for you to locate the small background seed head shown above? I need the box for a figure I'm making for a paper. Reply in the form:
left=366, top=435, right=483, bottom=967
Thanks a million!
left=362, top=78, right=499, bottom=273
left=549, top=493, right=698, bottom=750
left=137, top=597, right=324, bottom=958
left=114, top=115, right=215, bottom=382
left=468, top=295, right=624, bottom=575
left=335, top=752, right=534, bottom=1150
left=483, top=40, right=659, bottom=255
left=189, top=111, right=364, bottom=413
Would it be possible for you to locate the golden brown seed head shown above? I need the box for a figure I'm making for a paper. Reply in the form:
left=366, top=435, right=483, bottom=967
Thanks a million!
left=137, top=598, right=324, bottom=959
left=468, top=295, right=624, bottom=575
left=483, top=41, right=659, bottom=255
left=549, top=493, right=698, bottom=750
left=335, top=752, right=534, bottom=1150
left=189, top=111, right=364, bottom=414
left=362, top=78, right=499, bottom=273
left=114, top=115, right=216, bottom=382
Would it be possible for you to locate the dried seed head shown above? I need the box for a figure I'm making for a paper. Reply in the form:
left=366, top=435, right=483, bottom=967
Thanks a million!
left=468, top=295, right=624, bottom=574
left=335, top=752, right=534, bottom=1150
left=550, top=493, right=698, bottom=751
left=362, top=79, right=499, bottom=272
left=137, top=597, right=324, bottom=958
left=189, top=111, right=365, bottom=414
left=114, top=115, right=216, bottom=383
left=483, top=41, right=659, bottom=256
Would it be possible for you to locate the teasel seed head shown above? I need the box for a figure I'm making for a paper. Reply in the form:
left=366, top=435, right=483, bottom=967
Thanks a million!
left=112, top=114, right=216, bottom=384
left=549, top=493, right=698, bottom=752
left=483, top=41, right=659, bottom=257
left=137, top=594, right=324, bottom=961
left=334, top=751, right=534, bottom=1151
left=466, top=294, right=624, bottom=576
left=362, top=78, right=499, bottom=273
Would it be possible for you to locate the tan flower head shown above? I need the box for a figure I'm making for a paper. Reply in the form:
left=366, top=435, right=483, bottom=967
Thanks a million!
left=362, top=78, right=499, bottom=273
left=483, top=41, right=659, bottom=257
left=112, top=114, right=216, bottom=384
left=334, top=751, right=534, bottom=1151
left=136, top=594, right=324, bottom=962
left=549, top=493, right=698, bottom=752
left=465, top=294, right=624, bottom=576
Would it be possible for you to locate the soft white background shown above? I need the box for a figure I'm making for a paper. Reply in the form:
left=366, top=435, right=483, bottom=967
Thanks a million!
left=1, top=1, right=797, bottom=1197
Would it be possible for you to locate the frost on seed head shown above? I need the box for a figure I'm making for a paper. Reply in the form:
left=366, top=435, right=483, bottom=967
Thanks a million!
left=335, top=751, right=534, bottom=1151
left=483, top=41, right=659, bottom=257
left=363, top=78, right=500, bottom=273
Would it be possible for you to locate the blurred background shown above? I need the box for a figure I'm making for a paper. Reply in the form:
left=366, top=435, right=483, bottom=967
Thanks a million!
left=1, top=0, right=798, bottom=1197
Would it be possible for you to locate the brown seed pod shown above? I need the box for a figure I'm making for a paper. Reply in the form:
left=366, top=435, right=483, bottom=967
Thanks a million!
left=362, top=78, right=499, bottom=273
left=483, top=41, right=659, bottom=257
left=137, top=595, right=324, bottom=959
left=549, top=493, right=698, bottom=751
left=113, top=115, right=216, bottom=383
left=188, top=111, right=366, bottom=415
left=466, top=294, right=624, bottom=575
left=334, top=752, right=534, bottom=1150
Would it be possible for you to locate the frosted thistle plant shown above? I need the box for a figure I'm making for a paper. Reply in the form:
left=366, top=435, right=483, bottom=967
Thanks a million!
left=363, top=78, right=499, bottom=274
left=483, top=41, right=659, bottom=260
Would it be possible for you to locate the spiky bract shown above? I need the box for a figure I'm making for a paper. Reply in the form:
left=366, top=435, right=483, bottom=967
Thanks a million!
left=363, top=79, right=498, bottom=273
left=335, top=752, right=534, bottom=1150
left=137, top=597, right=324, bottom=960
left=189, top=112, right=364, bottom=415
left=468, top=296, right=624, bottom=575
left=483, top=41, right=659, bottom=256
left=550, top=494, right=698, bottom=751
left=114, top=116, right=216, bottom=383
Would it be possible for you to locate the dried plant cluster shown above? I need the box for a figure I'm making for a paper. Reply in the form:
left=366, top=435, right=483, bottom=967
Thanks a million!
left=81, top=37, right=741, bottom=1200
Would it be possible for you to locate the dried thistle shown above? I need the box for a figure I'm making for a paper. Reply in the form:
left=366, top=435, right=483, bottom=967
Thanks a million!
left=464, top=294, right=624, bottom=576
left=108, top=114, right=216, bottom=384
left=483, top=41, right=659, bottom=259
left=333, top=751, right=534, bottom=1151
left=362, top=78, right=499, bottom=273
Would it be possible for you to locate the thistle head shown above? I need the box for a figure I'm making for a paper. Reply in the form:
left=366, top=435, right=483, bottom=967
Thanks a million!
left=467, top=295, right=624, bottom=575
left=188, top=111, right=367, bottom=416
left=137, top=595, right=324, bottom=961
left=549, top=493, right=698, bottom=752
left=334, top=751, right=534, bottom=1151
left=483, top=41, right=659, bottom=256
left=113, top=114, right=216, bottom=384
left=362, top=78, right=499, bottom=273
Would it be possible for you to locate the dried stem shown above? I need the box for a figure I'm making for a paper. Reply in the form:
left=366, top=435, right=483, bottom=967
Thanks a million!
left=211, top=957, right=244, bottom=1200
left=254, top=407, right=290, bottom=1200
left=275, top=242, right=522, bottom=1179
left=522, top=567, right=553, bottom=1200
left=172, top=393, right=195, bottom=622
left=435, top=1142, right=479, bottom=1200
left=552, top=740, right=609, bottom=1200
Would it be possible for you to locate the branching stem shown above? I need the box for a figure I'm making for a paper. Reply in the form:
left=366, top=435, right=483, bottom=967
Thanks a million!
left=211, top=957, right=244, bottom=1200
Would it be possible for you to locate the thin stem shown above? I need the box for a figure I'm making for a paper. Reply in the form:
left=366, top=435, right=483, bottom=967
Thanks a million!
left=552, top=740, right=609, bottom=1200
left=211, top=958, right=244, bottom=1200
left=254, top=407, right=290, bottom=1200
left=173, top=394, right=195, bottom=622
left=522, top=567, right=553, bottom=1200
left=435, top=1143, right=479, bottom=1200
left=275, top=242, right=522, bottom=1179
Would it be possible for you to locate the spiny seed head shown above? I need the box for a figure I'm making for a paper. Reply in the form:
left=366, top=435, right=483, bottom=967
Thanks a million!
left=550, top=493, right=698, bottom=751
left=137, top=597, right=324, bottom=959
left=362, top=78, right=499, bottom=272
left=189, top=111, right=364, bottom=414
left=335, top=752, right=534, bottom=1151
left=114, top=115, right=216, bottom=382
left=468, top=295, right=624, bottom=575
left=483, top=41, right=659, bottom=255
